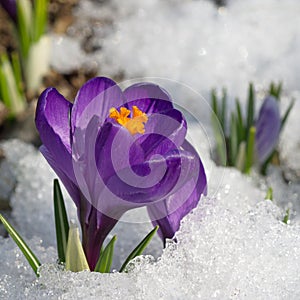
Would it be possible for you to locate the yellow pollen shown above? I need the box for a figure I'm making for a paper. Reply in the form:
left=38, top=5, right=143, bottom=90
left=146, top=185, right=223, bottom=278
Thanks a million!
left=109, top=105, right=148, bottom=135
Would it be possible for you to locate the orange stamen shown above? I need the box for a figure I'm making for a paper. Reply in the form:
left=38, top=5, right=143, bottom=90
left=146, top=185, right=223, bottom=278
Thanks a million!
left=109, top=106, right=148, bottom=135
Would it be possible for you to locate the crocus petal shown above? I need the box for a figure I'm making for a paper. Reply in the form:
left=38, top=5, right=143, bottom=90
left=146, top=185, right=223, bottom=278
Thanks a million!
left=141, top=108, right=187, bottom=158
left=35, top=88, right=75, bottom=182
left=95, top=123, right=201, bottom=212
left=255, top=96, right=280, bottom=163
left=71, top=77, right=125, bottom=134
left=0, top=0, right=17, bottom=22
left=147, top=140, right=207, bottom=240
left=124, top=82, right=174, bottom=114
left=40, top=146, right=81, bottom=207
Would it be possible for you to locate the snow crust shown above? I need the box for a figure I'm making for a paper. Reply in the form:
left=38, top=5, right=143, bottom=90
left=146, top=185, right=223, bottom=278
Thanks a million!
left=0, top=137, right=300, bottom=299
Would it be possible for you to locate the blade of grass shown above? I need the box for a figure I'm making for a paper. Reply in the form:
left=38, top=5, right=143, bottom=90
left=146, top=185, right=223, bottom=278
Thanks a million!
left=283, top=209, right=290, bottom=224
left=246, top=83, right=255, bottom=133
left=244, top=126, right=256, bottom=174
left=235, top=98, right=245, bottom=142
left=94, top=236, right=117, bottom=273
left=265, top=187, right=273, bottom=201
left=229, top=114, right=237, bottom=166
left=220, top=88, right=227, bottom=132
left=0, top=53, right=26, bottom=116
left=17, top=0, right=33, bottom=58
left=53, top=179, right=69, bottom=263
left=120, top=226, right=158, bottom=273
left=0, top=214, right=41, bottom=276
left=33, top=0, right=48, bottom=41
left=11, top=52, right=23, bottom=93
left=235, top=141, right=246, bottom=172
left=211, top=89, right=219, bottom=118
left=211, top=112, right=227, bottom=166
left=281, top=99, right=295, bottom=131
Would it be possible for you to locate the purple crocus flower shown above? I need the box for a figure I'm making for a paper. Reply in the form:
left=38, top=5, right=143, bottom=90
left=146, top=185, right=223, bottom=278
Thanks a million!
left=35, top=77, right=207, bottom=270
left=255, top=96, right=281, bottom=163
left=0, top=0, right=17, bottom=23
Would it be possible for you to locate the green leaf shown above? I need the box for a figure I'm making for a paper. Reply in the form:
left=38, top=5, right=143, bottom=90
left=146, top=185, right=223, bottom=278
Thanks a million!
left=0, top=53, right=26, bottom=116
left=281, top=98, right=295, bottom=131
left=246, top=83, right=255, bottom=133
left=235, top=98, right=245, bottom=143
left=265, top=187, right=273, bottom=201
left=94, top=236, right=117, bottom=273
left=220, top=88, right=227, bottom=132
left=229, top=114, right=238, bottom=165
left=33, top=0, right=48, bottom=42
left=53, top=179, right=69, bottom=263
left=120, top=226, right=159, bottom=273
left=11, top=52, right=23, bottom=94
left=244, top=126, right=256, bottom=174
left=283, top=209, right=290, bottom=224
left=211, top=112, right=227, bottom=166
left=65, top=223, right=90, bottom=272
left=269, top=82, right=282, bottom=99
left=235, top=141, right=246, bottom=172
left=16, top=0, right=33, bottom=59
left=0, top=214, right=41, bottom=276
left=211, top=89, right=218, bottom=118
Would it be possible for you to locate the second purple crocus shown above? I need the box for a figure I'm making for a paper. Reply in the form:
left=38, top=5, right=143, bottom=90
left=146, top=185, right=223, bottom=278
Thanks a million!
left=35, top=77, right=207, bottom=270
left=255, top=96, right=281, bottom=163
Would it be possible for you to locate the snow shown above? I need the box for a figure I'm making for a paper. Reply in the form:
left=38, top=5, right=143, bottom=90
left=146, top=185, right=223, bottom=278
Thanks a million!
left=96, top=0, right=300, bottom=101
left=1, top=0, right=300, bottom=298
left=0, top=135, right=300, bottom=299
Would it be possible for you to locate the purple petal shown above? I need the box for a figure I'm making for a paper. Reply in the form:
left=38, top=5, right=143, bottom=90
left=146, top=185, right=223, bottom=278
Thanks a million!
left=124, top=82, right=174, bottom=114
left=255, top=96, right=280, bottom=163
left=141, top=109, right=187, bottom=158
left=71, top=77, right=125, bottom=134
left=95, top=123, right=201, bottom=211
left=35, top=88, right=75, bottom=182
left=0, top=0, right=17, bottom=22
left=40, top=146, right=81, bottom=207
left=147, top=140, right=207, bottom=240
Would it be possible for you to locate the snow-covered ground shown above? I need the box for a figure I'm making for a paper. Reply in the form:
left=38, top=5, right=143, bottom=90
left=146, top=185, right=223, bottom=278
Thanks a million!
left=1, top=0, right=300, bottom=299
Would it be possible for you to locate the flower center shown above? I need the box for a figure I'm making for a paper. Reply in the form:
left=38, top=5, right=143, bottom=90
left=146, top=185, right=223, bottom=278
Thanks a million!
left=109, top=106, right=148, bottom=135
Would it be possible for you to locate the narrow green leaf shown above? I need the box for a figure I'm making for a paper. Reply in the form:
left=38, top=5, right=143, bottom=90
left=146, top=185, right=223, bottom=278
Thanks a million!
left=246, top=83, right=255, bottom=133
left=281, top=98, right=295, bottom=131
left=220, top=88, right=227, bottom=132
left=120, top=226, right=159, bottom=273
left=33, top=0, right=48, bottom=41
left=211, top=89, right=218, bottom=117
left=260, top=149, right=278, bottom=176
left=265, top=187, right=273, bottom=201
left=211, top=112, right=227, bottom=166
left=235, top=98, right=245, bottom=142
left=0, top=214, right=41, bottom=276
left=283, top=209, right=290, bottom=224
left=0, top=53, right=26, bottom=116
left=65, top=223, right=90, bottom=272
left=94, top=236, right=117, bottom=273
left=16, top=0, right=33, bottom=59
left=53, top=179, right=69, bottom=263
left=11, top=52, right=23, bottom=93
left=270, top=82, right=282, bottom=99
left=269, top=82, right=275, bottom=97
left=229, top=114, right=237, bottom=165
left=235, top=141, right=246, bottom=172
left=244, top=126, right=256, bottom=174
